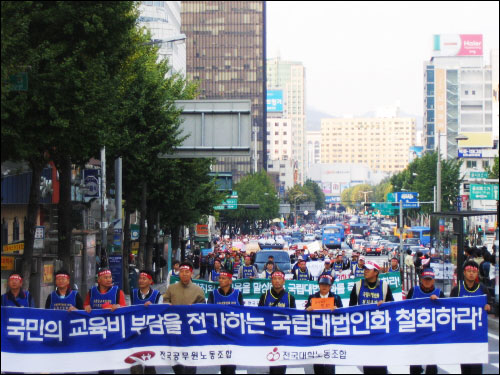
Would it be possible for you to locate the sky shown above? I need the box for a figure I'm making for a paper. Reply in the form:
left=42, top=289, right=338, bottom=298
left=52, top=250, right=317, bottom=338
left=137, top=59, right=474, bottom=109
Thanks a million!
left=266, top=1, right=499, bottom=121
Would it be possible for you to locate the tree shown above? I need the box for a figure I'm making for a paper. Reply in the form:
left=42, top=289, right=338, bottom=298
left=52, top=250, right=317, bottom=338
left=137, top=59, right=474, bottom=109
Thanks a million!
left=303, top=180, right=325, bottom=210
left=1, top=1, right=138, bottom=285
left=487, top=155, right=499, bottom=179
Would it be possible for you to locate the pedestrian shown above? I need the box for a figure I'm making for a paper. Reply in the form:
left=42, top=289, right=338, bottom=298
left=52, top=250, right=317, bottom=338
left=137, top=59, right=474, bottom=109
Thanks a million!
left=305, top=274, right=342, bottom=374
left=450, top=260, right=491, bottom=375
left=350, top=250, right=359, bottom=269
left=84, top=268, right=127, bottom=312
left=130, top=270, right=162, bottom=374
left=388, top=257, right=400, bottom=272
left=349, top=260, right=393, bottom=374
left=406, top=268, right=444, bottom=375
left=232, top=254, right=241, bottom=275
left=293, top=259, right=314, bottom=281
left=207, top=267, right=244, bottom=375
left=199, top=255, right=207, bottom=279
left=351, top=255, right=366, bottom=278
left=207, top=253, right=215, bottom=275
left=1, top=272, right=35, bottom=307
left=405, top=249, right=414, bottom=271
left=209, top=258, right=223, bottom=282
left=45, top=269, right=83, bottom=311
left=341, top=250, right=351, bottom=270
left=332, top=253, right=344, bottom=273
left=258, top=270, right=296, bottom=375
left=260, top=261, right=275, bottom=279
left=166, top=260, right=180, bottom=290
left=163, top=261, right=205, bottom=374
left=238, top=255, right=258, bottom=279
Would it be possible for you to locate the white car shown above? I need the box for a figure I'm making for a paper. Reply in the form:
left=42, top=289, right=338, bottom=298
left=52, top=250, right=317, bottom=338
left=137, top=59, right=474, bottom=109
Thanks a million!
left=304, top=234, right=316, bottom=242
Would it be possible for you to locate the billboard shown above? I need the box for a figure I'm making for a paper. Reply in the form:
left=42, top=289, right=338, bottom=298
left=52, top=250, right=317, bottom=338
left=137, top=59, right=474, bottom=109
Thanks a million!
left=433, top=34, right=483, bottom=57
left=267, top=90, right=283, bottom=112
left=409, top=146, right=424, bottom=162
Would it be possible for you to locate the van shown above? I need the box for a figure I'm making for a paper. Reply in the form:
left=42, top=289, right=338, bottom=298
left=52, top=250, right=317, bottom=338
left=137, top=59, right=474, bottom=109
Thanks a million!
left=254, top=250, right=291, bottom=275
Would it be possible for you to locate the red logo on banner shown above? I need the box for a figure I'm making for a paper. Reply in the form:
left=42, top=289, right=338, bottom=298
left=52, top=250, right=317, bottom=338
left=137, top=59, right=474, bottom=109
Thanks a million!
left=267, top=347, right=280, bottom=362
left=124, top=351, right=156, bottom=364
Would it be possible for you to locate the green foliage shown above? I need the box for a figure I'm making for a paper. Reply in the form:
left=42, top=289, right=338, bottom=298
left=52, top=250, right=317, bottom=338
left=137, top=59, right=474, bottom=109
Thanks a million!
left=487, top=156, right=499, bottom=179
left=303, top=180, right=325, bottom=210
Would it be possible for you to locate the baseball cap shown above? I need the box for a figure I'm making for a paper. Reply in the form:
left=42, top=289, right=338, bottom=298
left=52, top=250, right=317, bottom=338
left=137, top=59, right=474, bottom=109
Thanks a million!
left=421, top=269, right=435, bottom=279
left=364, top=261, right=380, bottom=271
left=318, top=274, right=334, bottom=286
left=358, top=255, right=365, bottom=261
left=324, top=259, right=331, bottom=263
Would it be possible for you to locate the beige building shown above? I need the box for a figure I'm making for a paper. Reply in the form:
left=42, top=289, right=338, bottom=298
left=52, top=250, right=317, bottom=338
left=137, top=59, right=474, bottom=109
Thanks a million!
left=321, top=117, right=416, bottom=173
left=267, top=57, right=306, bottom=183
left=306, top=130, right=321, bottom=169
left=267, top=118, right=292, bottom=161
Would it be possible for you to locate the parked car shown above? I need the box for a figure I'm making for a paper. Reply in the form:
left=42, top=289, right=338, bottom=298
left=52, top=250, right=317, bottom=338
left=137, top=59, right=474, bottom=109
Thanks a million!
left=304, top=233, right=316, bottom=242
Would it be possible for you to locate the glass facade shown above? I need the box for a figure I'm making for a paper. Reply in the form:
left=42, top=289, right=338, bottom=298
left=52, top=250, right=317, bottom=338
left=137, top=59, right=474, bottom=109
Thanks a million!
left=446, top=70, right=459, bottom=159
left=181, top=1, right=266, bottom=182
left=424, top=65, right=435, bottom=151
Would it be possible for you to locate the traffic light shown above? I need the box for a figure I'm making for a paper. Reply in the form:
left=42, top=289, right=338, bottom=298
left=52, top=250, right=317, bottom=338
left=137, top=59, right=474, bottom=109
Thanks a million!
left=477, top=225, right=483, bottom=233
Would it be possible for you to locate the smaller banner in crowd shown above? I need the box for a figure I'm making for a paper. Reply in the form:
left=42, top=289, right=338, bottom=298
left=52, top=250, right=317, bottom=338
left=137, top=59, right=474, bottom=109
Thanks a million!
left=178, top=272, right=403, bottom=308
left=1, top=296, right=488, bottom=373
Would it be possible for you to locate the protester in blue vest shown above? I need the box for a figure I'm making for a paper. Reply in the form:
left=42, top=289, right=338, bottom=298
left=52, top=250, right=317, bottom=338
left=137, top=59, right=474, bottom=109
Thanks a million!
left=450, top=260, right=491, bottom=375
left=238, top=255, right=258, bottom=279
left=259, top=270, right=296, bottom=375
left=351, top=255, right=366, bottom=278
left=45, top=269, right=83, bottom=311
left=293, top=259, right=314, bottom=281
left=305, top=274, right=342, bottom=375
left=209, top=258, right=222, bottom=282
left=388, top=257, right=400, bottom=273
left=260, top=261, right=275, bottom=279
left=341, top=249, right=351, bottom=270
left=332, top=253, right=344, bottom=273
left=84, top=268, right=126, bottom=312
left=319, top=259, right=335, bottom=279
left=406, top=268, right=444, bottom=375
left=349, top=261, right=393, bottom=375
left=207, top=268, right=244, bottom=374
left=131, top=269, right=162, bottom=305
left=1, top=272, right=35, bottom=308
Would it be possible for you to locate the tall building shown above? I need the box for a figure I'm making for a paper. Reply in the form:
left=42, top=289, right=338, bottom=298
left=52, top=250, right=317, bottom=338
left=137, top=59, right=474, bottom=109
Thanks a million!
left=423, top=34, right=493, bottom=159
left=138, top=1, right=186, bottom=76
left=306, top=130, right=321, bottom=170
left=267, top=57, right=306, bottom=183
left=321, top=117, right=416, bottom=174
left=181, top=1, right=266, bottom=182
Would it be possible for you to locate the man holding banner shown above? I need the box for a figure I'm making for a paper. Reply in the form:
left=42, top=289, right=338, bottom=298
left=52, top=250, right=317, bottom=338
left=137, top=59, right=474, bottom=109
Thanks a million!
left=207, top=268, right=244, bottom=375
left=305, top=274, right=342, bottom=375
left=258, top=270, right=296, bottom=375
left=1, top=272, right=35, bottom=308
left=84, top=268, right=126, bottom=312
left=45, top=269, right=83, bottom=311
left=349, top=261, right=393, bottom=374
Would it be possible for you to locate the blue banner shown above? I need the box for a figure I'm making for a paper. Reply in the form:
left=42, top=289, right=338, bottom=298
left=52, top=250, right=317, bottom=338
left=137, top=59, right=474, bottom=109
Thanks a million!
left=1, top=296, right=488, bottom=372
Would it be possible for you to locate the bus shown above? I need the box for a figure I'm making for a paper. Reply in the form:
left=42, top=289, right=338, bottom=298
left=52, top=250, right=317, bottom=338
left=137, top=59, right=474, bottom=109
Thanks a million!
left=407, top=226, right=431, bottom=246
left=322, top=224, right=344, bottom=249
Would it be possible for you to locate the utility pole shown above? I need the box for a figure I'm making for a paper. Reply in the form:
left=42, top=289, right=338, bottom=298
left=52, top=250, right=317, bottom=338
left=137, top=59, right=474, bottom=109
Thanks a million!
left=399, top=199, right=404, bottom=267
left=100, top=147, right=107, bottom=267
left=436, top=130, right=441, bottom=212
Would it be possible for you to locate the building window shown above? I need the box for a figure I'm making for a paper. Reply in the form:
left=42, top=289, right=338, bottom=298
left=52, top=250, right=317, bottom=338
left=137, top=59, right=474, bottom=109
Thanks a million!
left=12, top=217, right=19, bottom=242
left=465, top=90, right=469, bottom=95
left=482, top=160, right=489, bottom=169
left=466, top=160, right=477, bottom=168
left=472, top=90, right=476, bottom=95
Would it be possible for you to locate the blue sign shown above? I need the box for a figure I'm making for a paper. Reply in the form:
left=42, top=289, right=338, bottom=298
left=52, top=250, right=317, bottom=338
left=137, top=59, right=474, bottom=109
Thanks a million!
left=267, top=90, right=283, bottom=112
left=108, top=255, right=123, bottom=291
left=395, top=192, right=420, bottom=208
left=83, top=169, right=100, bottom=199
left=458, top=148, right=482, bottom=158
left=325, top=196, right=341, bottom=203
left=1, top=297, right=488, bottom=372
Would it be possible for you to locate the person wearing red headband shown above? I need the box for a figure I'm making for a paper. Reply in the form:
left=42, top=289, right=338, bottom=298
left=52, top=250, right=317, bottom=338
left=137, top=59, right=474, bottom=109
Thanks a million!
left=258, top=270, right=296, bottom=374
left=450, top=260, right=491, bottom=375
left=349, top=261, right=393, bottom=375
left=45, top=269, right=83, bottom=311
left=131, top=270, right=162, bottom=306
left=1, top=272, right=35, bottom=307
left=83, top=268, right=126, bottom=313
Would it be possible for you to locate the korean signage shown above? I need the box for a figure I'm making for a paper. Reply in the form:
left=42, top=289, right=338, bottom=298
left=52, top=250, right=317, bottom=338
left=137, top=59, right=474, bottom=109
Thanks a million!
left=195, top=225, right=209, bottom=236
left=435, top=68, right=446, bottom=133
left=395, top=192, right=420, bottom=208
left=325, top=196, right=341, bottom=203
left=34, top=226, right=45, bottom=249
left=469, top=171, right=489, bottom=179
left=433, top=34, right=483, bottom=57
left=266, top=90, right=283, bottom=112
left=2, top=242, right=24, bottom=254
left=470, top=184, right=499, bottom=200
left=83, top=169, right=100, bottom=200
left=458, top=148, right=482, bottom=158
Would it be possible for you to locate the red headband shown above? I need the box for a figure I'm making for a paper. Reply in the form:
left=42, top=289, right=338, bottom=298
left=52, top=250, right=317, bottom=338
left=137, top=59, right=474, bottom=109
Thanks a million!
left=55, top=274, right=70, bottom=279
left=140, top=272, right=154, bottom=284
left=219, top=272, right=233, bottom=279
left=272, top=271, right=285, bottom=279
left=9, top=275, right=22, bottom=282
left=179, top=265, right=193, bottom=272
left=464, top=265, right=478, bottom=272
left=98, top=270, right=112, bottom=277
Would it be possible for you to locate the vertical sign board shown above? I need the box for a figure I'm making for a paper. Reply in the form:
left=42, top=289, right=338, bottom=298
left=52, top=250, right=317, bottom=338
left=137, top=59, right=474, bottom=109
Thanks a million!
left=34, top=226, right=45, bottom=249
left=266, top=90, right=284, bottom=112
left=108, top=255, right=123, bottom=291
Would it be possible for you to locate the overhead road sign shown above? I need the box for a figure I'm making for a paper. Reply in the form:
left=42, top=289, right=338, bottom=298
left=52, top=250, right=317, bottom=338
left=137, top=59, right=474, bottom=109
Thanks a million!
left=395, top=192, right=420, bottom=208
left=470, top=184, right=499, bottom=200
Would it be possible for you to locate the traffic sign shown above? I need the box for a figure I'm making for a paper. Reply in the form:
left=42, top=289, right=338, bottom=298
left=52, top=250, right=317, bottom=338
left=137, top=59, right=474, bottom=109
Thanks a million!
left=470, top=171, right=489, bottom=179
left=395, top=192, right=420, bottom=208
left=470, top=184, right=499, bottom=200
